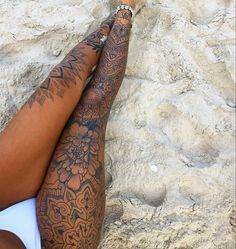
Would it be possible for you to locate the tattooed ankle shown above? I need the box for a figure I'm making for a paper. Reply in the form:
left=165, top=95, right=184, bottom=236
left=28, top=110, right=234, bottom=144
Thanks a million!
left=83, top=29, right=108, bottom=56
left=117, top=10, right=132, bottom=21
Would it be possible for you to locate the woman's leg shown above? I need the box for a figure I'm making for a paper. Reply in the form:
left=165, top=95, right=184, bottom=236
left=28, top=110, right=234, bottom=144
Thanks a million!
left=37, top=8, right=132, bottom=249
left=0, top=231, right=26, bottom=249
left=0, top=16, right=115, bottom=210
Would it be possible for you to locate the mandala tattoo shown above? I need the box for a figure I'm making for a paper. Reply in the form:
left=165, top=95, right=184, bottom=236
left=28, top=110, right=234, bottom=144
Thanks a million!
left=37, top=10, right=132, bottom=249
left=37, top=119, right=106, bottom=249
left=82, top=14, right=116, bottom=56
left=28, top=50, right=86, bottom=108
left=27, top=15, right=116, bottom=109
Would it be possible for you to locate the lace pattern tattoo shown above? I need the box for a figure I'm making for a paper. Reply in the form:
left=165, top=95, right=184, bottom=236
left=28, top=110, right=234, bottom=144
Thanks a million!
left=37, top=10, right=132, bottom=249
left=27, top=50, right=86, bottom=108
left=27, top=15, right=116, bottom=108
left=83, top=14, right=117, bottom=55
left=37, top=119, right=106, bottom=249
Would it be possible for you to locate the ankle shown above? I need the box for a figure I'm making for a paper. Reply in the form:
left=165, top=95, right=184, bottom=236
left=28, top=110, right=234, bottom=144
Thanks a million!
left=117, top=0, right=136, bottom=10
left=116, top=9, right=132, bottom=21
left=99, top=24, right=110, bottom=37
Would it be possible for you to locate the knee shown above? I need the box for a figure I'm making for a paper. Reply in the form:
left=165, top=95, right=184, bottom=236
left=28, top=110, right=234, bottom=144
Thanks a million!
left=82, top=88, right=104, bottom=106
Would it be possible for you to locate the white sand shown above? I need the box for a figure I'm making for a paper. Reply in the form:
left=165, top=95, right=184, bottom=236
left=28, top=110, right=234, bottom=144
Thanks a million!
left=0, top=0, right=235, bottom=248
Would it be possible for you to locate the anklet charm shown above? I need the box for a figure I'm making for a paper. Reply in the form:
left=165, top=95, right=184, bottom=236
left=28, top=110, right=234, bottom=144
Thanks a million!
left=100, top=35, right=107, bottom=43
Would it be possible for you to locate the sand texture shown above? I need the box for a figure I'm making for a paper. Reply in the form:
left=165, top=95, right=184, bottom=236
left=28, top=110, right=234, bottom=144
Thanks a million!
left=0, top=0, right=235, bottom=248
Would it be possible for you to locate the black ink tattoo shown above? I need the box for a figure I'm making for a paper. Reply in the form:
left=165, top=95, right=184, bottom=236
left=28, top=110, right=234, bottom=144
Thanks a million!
left=28, top=50, right=86, bottom=108
left=118, top=10, right=132, bottom=20
left=27, top=15, right=116, bottom=109
left=83, top=14, right=116, bottom=55
left=83, top=31, right=107, bottom=56
left=100, top=13, right=116, bottom=30
left=37, top=11, right=132, bottom=249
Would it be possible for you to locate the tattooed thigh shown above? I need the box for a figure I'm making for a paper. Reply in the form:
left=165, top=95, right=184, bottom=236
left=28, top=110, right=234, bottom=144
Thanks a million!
left=37, top=118, right=105, bottom=249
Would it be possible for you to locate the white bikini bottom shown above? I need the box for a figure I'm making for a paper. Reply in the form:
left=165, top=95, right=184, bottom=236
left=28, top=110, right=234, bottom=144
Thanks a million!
left=0, top=198, right=41, bottom=249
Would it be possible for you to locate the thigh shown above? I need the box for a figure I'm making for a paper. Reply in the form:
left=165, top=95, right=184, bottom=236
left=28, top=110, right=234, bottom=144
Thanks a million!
left=0, top=17, right=115, bottom=211
left=0, top=231, right=26, bottom=249
left=36, top=95, right=106, bottom=249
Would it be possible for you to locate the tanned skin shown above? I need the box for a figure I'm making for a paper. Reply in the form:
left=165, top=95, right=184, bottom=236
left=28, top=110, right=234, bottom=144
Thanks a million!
left=0, top=230, right=26, bottom=249
left=0, top=0, right=136, bottom=248
left=36, top=7, right=133, bottom=249
left=0, top=16, right=115, bottom=211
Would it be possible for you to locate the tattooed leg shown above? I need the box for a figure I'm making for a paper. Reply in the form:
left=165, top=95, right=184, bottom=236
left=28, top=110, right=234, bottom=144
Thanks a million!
left=0, top=16, right=116, bottom=210
left=37, top=9, right=132, bottom=249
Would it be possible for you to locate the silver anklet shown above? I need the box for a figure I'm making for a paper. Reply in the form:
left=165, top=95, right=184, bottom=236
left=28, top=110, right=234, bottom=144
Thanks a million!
left=116, top=4, right=134, bottom=17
